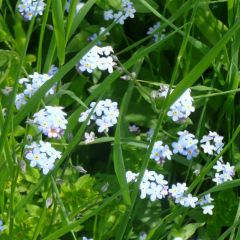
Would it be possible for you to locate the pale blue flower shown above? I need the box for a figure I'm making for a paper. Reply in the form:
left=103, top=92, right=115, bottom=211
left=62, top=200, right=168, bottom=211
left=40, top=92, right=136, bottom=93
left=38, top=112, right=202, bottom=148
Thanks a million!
left=0, top=220, right=4, bottom=233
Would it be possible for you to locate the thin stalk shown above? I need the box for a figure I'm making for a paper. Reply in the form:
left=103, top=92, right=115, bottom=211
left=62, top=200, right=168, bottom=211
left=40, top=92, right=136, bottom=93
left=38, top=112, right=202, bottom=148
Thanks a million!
left=51, top=176, right=77, bottom=240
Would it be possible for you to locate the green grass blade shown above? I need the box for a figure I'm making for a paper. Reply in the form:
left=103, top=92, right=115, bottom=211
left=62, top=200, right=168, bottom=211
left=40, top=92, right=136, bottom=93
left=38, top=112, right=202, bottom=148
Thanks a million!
left=37, top=0, right=51, bottom=72
left=51, top=0, right=66, bottom=65
left=65, top=0, right=78, bottom=42
left=68, top=0, right=96, bottom=40
left=113, top=83, right=133, bottom=206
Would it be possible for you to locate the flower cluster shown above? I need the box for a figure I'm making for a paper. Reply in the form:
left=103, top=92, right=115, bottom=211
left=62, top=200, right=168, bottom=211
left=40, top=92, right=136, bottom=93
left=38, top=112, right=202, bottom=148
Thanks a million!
left=18, top=0, right=46, bottom=21
left=167, top=88, right=195, bottom=122
left=76, top=46, right=116, bottom=74
left=172, top=131, right=199, bottom=160
left=32, top=106, right=68, bottom=139
left=152, top=85, right=195, bottom=122
left=150, top=141, right=172, bottom=164
left=127, top=171, right=215, bottom=214
left=169, top=182, right=198, bottom=208
left=147, top=22, right=165, bottom=42
left=104, top=0, right=136, bottom=25
left=65, top=0, right=84, bottom=14
left=25, top=141, right=61, bottom=174
left=200, top=131, right=224, bottom=155
left=127, top=170, right=169, bottom=202
left=198, top=194, right=214, bottom=215
left=212, top=160, right=235, bottom=185
left=79, top=99, right=119, bottom=133
left=15, top=71, right=56, bottom=110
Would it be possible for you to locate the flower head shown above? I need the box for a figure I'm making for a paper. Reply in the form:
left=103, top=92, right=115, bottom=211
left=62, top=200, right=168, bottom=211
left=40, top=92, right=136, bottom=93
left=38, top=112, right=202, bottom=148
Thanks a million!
left=172, top=131, right=199, bottom=160
left=18, top=0, right=46, bottom=21
left=103, top=0, right=136, bottom=25
left=150, top=141, right=172, bottom=164
left=15, top=71, right=57, bottom=110
left=32, top=106, right=67, bottom=139
left=25, top=141, right=61, bottom=174
left=76, top=46, right=116, bottom=74
left=78, top=99, right=119, bottom=134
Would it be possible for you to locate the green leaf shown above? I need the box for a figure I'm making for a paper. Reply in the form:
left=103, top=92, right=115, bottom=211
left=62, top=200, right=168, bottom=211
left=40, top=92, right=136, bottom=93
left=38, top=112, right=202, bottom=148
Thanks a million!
left=172, top=223, right=205, bottom=240
left=132, top=0, right=159, bottom=13
left=200, top=179, right=240, bottom=196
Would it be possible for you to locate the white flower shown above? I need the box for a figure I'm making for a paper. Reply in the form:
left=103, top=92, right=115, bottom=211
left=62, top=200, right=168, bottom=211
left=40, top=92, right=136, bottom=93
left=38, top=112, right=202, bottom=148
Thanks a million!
left=126, top=171, right=139, bottom=182
left=25, top=141, right=61, bottom=174
left=79, top=110, right=90, bottom=123
left=172, top=131, right=198, bottom=160
left=169, top=183, right=188, bottom=199
left=159, top=87, right=194, bottom=122
left=142, top=170, right=156, bottom=182
left=140, top=181, right=150, bottom=199
left=96, top=117, right=112, bottom=133
left=146, top=182, right=166, bottom=201
left=129, top=124, right=140, bottom=133
left=32, top=106, right=67, bottom=139
left=15, top=93, right=27, bottom=110
left=15, top=72, right=56, bottom=110
left=202, top=205, right=214, bottom=215
left=201, top=141, right=215, bottom=155
left=200, top=131, right=224, bottom=155
left=150, top=141, right=172, bottom=164
left=124, top=4, right=136, bottom=18
left=84, top=132, right=96, bottom=144
left=77, top=46, right=116, bottom=74
left=212, top=160, right=235, bottom=185
left=182, top=194, right=198, bottom=208
left=104, top=10, right=114, bottom=20
left=127, top=169, right=168, bottom=201
left=79, top=99, right=119, bottom=133
left=169, top=182, right=199, bottom=209
left=167, top=107, right=183, bottom=122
